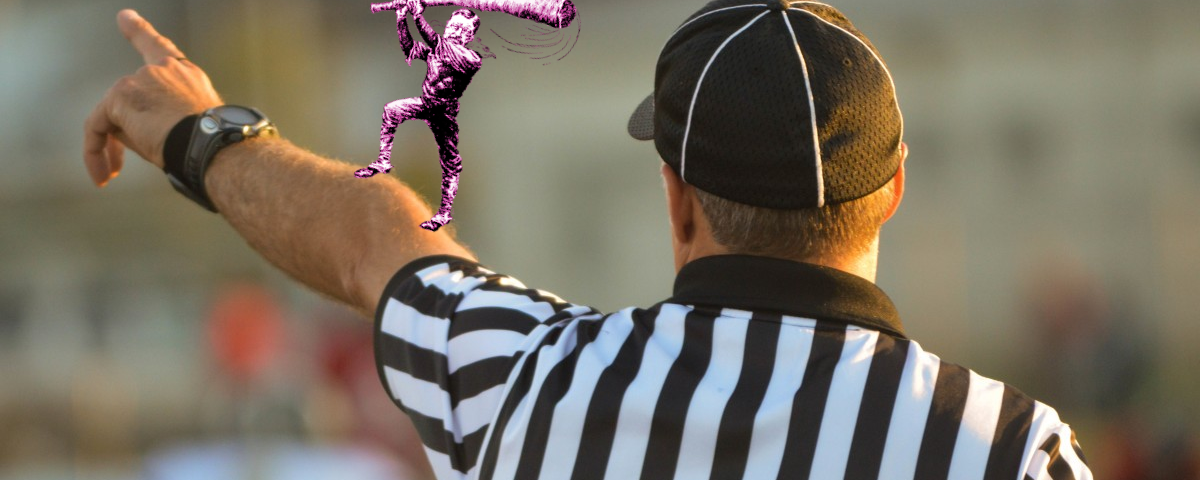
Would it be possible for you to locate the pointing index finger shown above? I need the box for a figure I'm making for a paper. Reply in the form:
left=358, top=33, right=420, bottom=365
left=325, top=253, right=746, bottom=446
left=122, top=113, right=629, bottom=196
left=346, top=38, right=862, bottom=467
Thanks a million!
left=117, top=9, right=185, bottom=65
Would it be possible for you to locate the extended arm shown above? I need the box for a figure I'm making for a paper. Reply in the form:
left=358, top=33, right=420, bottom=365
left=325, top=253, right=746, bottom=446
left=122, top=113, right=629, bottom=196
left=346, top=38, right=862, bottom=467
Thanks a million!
left=83, top=10, right=473, bottom=318
left=396, top=5, right=414, bottom=57
left=205, top=139, right=472, bottom=318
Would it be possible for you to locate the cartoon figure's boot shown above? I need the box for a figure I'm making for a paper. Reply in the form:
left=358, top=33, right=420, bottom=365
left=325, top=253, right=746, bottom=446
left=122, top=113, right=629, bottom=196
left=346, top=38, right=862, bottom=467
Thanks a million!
left=357, top=120, right=397, bottom=178
left=355, top=160, right=392, bottom=178
left=354, top=160, right=392, bottom=178
left=420, top=173, right=459, bottom=231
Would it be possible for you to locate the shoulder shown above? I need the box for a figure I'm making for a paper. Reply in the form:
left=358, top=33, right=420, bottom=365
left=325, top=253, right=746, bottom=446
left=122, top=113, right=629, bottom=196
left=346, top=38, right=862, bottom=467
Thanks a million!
left=375, top=255, right=598, bottom=331
left=901, top=341, right=1042, bottom=437
left=897, top=340, right=1091, bottom=478
left=371, top=255, right=606, bottom=477
left=447, top=43, right=482, bottom=63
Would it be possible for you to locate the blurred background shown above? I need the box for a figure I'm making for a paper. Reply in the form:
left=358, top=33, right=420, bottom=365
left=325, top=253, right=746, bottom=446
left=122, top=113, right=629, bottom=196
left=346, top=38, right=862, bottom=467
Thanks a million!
left=2, top=0, right=1199, bottom=478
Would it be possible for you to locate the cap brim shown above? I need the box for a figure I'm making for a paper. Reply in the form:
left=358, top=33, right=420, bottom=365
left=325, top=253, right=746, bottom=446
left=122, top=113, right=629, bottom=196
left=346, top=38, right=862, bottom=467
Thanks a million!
left=627, top=94, right=655, bottom=141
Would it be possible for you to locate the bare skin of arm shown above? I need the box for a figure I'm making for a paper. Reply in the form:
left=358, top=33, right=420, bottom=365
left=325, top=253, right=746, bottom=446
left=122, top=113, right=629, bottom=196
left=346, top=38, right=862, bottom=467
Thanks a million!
left=83, top=10, right=473, bottom=319
left=205, top=138, right=472, bottom=318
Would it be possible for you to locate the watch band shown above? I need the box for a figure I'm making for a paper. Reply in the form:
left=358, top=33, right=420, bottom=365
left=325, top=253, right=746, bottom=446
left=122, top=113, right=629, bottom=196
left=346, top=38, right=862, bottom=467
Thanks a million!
left=163, top=114, right=209, bottom=208
left=162, top=106, right=276, bottom=213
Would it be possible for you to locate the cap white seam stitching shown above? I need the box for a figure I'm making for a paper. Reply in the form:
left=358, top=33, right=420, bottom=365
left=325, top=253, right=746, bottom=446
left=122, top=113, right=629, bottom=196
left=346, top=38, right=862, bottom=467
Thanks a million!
left=681, top=10, right=771, bottom=181
left=787, top=4, right=897, bottom=97
left=780, top=10, right=825, bottom=207
left=787, top=4, right=904, bottom=151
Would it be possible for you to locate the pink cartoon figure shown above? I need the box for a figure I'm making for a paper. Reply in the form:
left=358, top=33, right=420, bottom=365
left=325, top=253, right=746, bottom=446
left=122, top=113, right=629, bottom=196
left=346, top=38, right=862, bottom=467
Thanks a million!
left=362, top=0, right=578, bottom=231
left=357, top=0, right=482, bottom=232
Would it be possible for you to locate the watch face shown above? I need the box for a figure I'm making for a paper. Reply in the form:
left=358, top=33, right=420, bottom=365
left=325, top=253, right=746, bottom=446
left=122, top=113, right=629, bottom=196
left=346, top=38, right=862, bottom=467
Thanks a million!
left=217, top=106, right=261, bottom=124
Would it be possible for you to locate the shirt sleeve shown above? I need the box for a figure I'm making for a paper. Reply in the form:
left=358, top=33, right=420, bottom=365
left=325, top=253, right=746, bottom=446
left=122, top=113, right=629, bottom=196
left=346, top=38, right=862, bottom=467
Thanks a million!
left=406, top=41, right=431, bottom=66
left=373, top=255, right=597, bottom=477
left=444, top=43, right=483, bottom=73
left=1019, top=410, right=1093, bottom=480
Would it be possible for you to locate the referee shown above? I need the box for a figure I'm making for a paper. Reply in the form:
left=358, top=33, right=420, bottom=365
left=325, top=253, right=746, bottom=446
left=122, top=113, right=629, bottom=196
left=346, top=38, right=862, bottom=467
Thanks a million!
left=84, top=1, right=1092, bottom=479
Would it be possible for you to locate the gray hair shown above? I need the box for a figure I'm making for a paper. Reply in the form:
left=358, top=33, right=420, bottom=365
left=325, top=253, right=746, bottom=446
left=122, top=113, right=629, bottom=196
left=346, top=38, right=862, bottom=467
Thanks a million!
left=694, top=178, right=896, bottom=261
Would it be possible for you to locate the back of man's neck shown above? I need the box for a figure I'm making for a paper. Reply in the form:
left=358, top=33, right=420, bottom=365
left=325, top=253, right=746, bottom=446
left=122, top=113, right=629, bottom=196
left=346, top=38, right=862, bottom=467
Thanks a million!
left=682, top=246, right=879, bottom=284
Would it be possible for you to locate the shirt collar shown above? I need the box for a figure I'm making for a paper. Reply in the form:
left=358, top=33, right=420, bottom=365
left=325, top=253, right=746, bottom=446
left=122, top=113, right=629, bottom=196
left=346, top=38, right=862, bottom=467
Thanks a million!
left=668, top=254, right=906, bottom=338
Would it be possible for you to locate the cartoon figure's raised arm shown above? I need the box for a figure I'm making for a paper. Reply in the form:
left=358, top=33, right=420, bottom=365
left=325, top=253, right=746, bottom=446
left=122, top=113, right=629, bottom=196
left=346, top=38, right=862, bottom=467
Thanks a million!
left=394, top=4, right=415, bottom=56
left=409, top=0, right=440, bottom=49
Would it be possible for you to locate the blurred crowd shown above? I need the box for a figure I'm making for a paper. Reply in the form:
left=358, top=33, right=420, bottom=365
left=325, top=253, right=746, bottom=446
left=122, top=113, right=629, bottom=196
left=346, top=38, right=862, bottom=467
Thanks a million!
left=1019, top=259, right=1197, bottom=479
left=1, top=281, right=436, bottom=479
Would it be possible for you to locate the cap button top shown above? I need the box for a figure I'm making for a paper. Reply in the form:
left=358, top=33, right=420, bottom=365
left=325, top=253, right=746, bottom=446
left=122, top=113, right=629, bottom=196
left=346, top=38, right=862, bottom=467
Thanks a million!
left=769, top=0, right=789, bottom=11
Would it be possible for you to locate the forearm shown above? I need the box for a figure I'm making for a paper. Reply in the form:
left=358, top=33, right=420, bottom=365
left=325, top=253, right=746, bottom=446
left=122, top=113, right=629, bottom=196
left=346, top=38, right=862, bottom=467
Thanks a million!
left=397, top=8, right=414, bottom=54
left=204, top=137, right=474, bottom=317
left=414, top=13, right=439, bottom=48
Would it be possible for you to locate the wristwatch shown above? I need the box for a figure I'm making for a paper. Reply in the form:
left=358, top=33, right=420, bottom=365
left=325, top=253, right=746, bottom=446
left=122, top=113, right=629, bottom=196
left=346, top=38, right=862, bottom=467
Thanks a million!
left=163, top=105, right=277, bottom=213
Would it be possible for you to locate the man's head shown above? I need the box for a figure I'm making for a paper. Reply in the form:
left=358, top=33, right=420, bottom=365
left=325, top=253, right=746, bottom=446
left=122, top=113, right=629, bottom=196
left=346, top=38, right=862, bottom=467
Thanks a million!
left=628, top=0, right=906, bottom=277
left=444, top=9, right=480, bottom=45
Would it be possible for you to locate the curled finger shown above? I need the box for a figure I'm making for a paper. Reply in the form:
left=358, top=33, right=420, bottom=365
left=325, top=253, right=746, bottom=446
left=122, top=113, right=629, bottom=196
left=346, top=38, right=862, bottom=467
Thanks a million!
left=105, top=135, right=126, bottom=183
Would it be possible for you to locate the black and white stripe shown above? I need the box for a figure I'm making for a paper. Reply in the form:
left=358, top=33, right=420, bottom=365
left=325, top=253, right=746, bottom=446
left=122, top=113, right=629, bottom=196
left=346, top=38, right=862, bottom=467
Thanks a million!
left=375, top=256, right=1092, bottom=479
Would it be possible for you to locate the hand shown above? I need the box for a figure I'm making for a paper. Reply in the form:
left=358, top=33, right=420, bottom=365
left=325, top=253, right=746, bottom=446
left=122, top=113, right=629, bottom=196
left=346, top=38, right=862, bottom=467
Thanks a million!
left=408, top=0, right=424, bottom=16
left=83, top=9, right=222, bottom=187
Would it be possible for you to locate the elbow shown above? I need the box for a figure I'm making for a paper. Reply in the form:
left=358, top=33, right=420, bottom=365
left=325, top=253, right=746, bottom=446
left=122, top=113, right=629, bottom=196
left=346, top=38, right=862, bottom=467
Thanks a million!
left=343, top=252, right=376, bottom=320
left=339, top=180, right=408, bottom=320
left=342, top=213, right=382, bottom=319
left=338, top=197, right=382, bottom=319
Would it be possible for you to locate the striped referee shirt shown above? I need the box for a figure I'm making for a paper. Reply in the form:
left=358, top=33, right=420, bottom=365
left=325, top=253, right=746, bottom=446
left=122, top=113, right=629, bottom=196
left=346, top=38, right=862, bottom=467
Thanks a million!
left=374, top=254, right=1093, bottom=480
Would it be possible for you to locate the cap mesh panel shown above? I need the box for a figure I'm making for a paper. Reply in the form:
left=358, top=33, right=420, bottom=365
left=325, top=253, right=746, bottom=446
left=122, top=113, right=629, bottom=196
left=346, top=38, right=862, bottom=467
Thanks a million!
left=646, top=1, right=904, bottom=208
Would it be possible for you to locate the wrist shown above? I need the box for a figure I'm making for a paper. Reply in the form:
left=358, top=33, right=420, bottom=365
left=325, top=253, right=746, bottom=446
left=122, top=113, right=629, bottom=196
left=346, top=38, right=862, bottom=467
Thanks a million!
left=149, top=112, right=197, bottom=168
left=162, top=105, right=277, bottom=213
left=203, top=135, right=281, bottom=211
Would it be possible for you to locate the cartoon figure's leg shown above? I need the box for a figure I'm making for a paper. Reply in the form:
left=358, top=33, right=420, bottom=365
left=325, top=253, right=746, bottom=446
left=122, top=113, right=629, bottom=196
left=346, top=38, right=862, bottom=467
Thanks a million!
left=356, top=97, right=425, bottom=178
left=419, top=104, right=463, bottom=231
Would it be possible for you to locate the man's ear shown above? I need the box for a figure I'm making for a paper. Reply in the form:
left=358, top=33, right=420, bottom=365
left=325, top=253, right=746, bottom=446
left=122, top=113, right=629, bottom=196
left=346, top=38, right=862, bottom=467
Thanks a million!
left=662, top=163, right=695, bottom=245
left=882, top=142, right=907, bottom=224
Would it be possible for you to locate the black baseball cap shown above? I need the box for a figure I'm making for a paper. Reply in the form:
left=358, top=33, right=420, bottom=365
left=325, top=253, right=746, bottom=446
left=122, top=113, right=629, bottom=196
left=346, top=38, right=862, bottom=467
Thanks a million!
left=628, top=0, right=903, bottom=209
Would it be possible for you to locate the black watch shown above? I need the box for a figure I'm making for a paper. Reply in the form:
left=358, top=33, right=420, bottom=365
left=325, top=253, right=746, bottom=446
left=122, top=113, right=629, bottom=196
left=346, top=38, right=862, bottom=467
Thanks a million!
left=162, top=105, right=277, bottom=213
